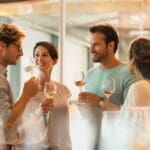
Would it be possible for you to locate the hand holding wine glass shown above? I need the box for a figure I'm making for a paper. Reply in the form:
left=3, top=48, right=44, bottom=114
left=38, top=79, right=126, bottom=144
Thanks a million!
left=102, top=77, right=115, bottom=100
left=43, top=81, right=56, bottom=124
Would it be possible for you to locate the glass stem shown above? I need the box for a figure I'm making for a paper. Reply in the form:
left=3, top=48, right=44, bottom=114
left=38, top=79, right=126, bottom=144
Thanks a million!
left=79, top=87, right=82, bottom=93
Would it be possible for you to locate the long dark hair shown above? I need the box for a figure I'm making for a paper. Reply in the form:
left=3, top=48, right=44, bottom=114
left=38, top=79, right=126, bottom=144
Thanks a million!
left=129, top=37, right=150, bottom=80
left=33, top=41, right=58, bottom=62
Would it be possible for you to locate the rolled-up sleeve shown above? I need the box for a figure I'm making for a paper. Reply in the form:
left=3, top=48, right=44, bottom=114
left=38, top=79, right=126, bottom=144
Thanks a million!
left=0, top=75, right=13, bottom=125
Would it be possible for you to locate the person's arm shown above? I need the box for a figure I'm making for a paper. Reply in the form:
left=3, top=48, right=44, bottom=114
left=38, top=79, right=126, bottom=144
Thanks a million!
left=122, top=71, right=138, bottom=103
left=79, top=92, right=102, bottom=106
left=4, top=77, right=40, bottom=129
left=79, top=92, right=121, bottom=110
left=99, top=73, right=137, bottom=110
left=99, top=100, right=121, bottom=110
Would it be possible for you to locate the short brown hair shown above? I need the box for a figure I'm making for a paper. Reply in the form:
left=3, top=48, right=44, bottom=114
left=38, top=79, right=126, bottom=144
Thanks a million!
left=0, top=24, right=25, bottom=46
left=89, top=24, right=119, bottom=53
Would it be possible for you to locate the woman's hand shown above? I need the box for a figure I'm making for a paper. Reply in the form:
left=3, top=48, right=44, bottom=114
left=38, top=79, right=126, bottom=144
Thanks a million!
left=40, top=99, right=54, bottom=114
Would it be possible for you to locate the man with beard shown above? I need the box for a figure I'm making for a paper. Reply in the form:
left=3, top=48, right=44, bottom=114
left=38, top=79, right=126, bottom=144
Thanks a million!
left=79, top=24, right=137, bottom=110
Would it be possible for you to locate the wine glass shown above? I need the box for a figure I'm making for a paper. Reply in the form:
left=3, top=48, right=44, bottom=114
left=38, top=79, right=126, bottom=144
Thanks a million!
left=102, top=77, right=115, bottom=100
left=74, top=70, right=86, bottom=93
left=44, top=81, right=57, bottom=100
left=74, top=71, right=86, bottom=104
left=22, top=56, right=36, bottom=77
left=28, top=81, right=56, bottom=143
left=43, top=81, right=56, bottom=126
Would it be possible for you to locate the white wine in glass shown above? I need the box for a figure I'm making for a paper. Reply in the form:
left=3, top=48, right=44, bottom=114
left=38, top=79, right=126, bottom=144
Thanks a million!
left=44, top=81, right=57, bottom=100
left=43, top=81, right=56, bottom=126
left=23, top=56, right=36, bottom=77
left=74, top=71, right=86, bottom=105
left=74, top=71, right=86, bottom=93
left=102, top=77, right=115, bottom=100
left=25, top=65, right=34, bottom=76
left=75, top=80, right=86, bottom=88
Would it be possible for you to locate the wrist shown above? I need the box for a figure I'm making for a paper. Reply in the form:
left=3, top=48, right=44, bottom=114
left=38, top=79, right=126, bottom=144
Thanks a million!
left=98, top=101, right=102, bottom=107
left=98, top=97, right=104, bottom=107
left=20, top=93, right=30, bottom=104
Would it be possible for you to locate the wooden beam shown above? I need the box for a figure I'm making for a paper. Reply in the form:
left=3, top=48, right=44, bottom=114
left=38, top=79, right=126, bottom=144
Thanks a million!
left=66, top=1, right=150, bottom=14
left=0, top=1, right=150, bottom=15
left=0, top=0, right=45, bottom=3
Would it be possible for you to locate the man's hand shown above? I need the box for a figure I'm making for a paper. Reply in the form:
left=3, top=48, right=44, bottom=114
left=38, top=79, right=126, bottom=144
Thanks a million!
left=99, top=99, right=120, bottom=110
left=78, top=92, right=101, bottom=106
left=79, top=92, right=120, bottom=110
left=22, top=77, right=40, bottom=100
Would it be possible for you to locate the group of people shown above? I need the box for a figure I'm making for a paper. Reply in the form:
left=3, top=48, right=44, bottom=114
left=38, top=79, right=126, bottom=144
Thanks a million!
left=0, top=23, right=149, bottom=150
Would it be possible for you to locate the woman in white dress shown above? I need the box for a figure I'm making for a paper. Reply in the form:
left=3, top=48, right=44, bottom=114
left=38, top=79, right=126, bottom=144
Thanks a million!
left=23, top=41, right=72, bottom=150
left=124, top=37, right=150, bottom=106
left=121, top=38, right=150, bottom=150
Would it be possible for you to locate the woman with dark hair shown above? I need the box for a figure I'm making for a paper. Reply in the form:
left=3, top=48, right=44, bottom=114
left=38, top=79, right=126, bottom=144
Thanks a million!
left=26, top=41, right=72, bottom=150
left=124, top=37, right=150, bottom=106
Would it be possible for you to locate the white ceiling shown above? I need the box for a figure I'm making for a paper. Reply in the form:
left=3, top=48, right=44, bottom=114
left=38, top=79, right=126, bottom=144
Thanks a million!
left=0, top=0, right=150, bottom=45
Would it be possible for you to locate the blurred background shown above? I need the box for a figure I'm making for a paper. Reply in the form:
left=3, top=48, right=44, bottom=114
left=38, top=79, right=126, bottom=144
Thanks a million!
left=0, top=0, right=150, bottom=99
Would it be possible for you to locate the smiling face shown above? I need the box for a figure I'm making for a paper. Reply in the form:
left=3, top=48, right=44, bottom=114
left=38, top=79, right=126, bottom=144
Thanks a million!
left=34, top=45, right=55, bottom=72
left=0, top=39, right=23, bottom=67
left=90, top=32, right=109, bottom=63
left=0, top=24, right=25, bottom=67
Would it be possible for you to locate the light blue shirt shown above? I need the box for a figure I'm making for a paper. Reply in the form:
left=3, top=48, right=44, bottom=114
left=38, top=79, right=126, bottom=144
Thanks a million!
left=85, top=63, right=137, bottom=105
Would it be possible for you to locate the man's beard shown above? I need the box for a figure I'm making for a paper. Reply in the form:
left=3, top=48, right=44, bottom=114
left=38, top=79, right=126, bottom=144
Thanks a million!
left=92, top=50, right=108, bottom=62
left=7, top=57, right=19, bottom=65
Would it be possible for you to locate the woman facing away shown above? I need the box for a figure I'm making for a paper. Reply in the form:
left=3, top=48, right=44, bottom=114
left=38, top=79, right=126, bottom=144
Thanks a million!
left=23, top=41, right=72, bottom=150
left=120, top=38, right=150, bottom=150
left=123, top=37, right=150, bottom=107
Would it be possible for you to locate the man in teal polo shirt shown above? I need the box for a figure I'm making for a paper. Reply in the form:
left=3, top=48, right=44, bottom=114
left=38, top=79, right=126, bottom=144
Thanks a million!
left=79, top=24, right=137, bottom=110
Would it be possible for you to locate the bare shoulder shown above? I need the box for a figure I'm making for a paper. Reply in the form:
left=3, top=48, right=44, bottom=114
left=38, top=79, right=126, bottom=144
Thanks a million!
left=130, top=80, right=150, bottom=92
left=55, top=82, right=71, bottom=95
left=132, top=80, right=149, bottom=88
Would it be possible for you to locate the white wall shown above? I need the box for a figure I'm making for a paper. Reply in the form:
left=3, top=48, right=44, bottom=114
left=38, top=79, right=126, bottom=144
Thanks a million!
left=63, top=38, right=88, bottom=100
